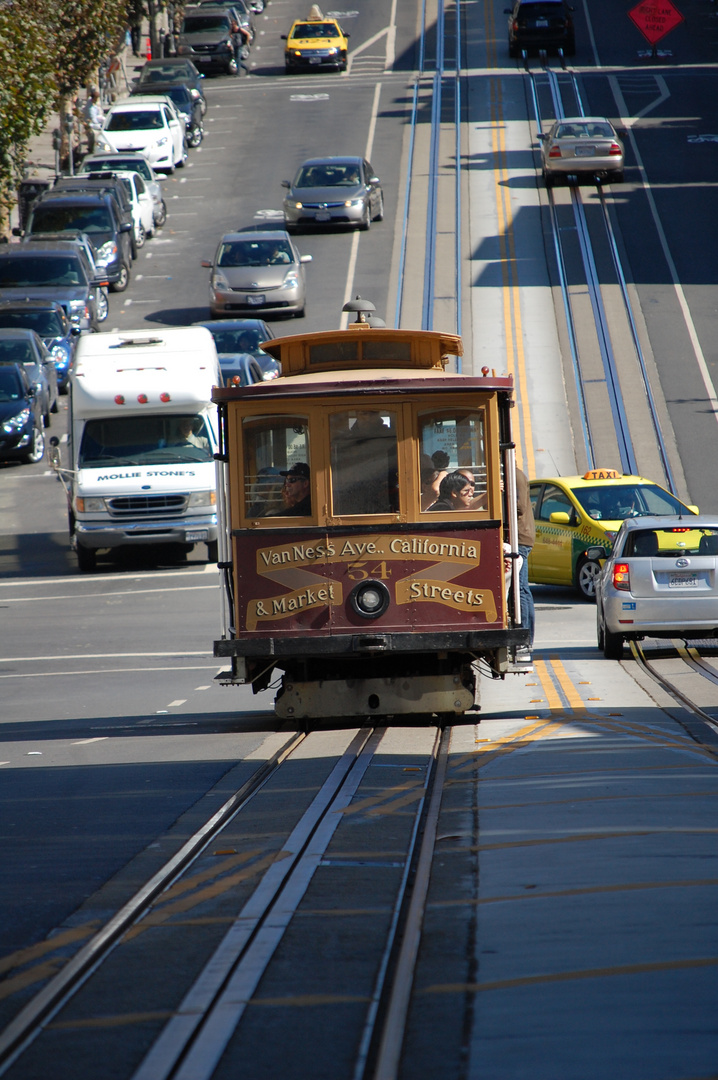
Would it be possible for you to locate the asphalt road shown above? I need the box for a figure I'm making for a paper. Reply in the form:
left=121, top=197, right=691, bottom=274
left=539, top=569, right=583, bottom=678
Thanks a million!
left=2, top=0, right=718, bottom=1072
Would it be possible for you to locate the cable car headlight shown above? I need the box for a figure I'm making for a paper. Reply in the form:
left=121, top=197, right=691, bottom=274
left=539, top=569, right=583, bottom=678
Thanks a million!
left=349, top=580, right=390, bottom=619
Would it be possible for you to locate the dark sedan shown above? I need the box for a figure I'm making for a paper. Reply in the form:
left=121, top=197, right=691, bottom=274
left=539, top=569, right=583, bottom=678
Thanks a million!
left=0, top=300, right=79, bottom=392
left=0, top=362, right=45, bottom=464
left=136, top=57, right=207, bottom=114
left=282, top=156, right=384, bottom=231
left=193, top=318, right=281, bottom=381
left=0, top=328, right=58, bottom=428
left=0, top=242, right=105, bottom=330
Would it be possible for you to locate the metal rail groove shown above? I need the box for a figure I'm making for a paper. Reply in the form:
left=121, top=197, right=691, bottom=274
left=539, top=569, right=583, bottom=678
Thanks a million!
left=0, top=732, right=306, bottom=1076
left=631, top=641, right=718, bottom=738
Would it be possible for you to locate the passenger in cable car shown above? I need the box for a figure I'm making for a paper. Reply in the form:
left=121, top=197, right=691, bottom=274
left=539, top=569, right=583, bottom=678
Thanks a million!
left=428, top=471, right=476, bottom=511
left=276, top=462, right=311, bottom=515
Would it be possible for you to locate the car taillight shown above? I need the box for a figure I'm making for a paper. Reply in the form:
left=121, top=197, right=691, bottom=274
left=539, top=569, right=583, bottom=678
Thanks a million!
left=613, top=563, right=630, bottom=591
left=549, top=146, right=562, bottom=158
left=609, top=143, right=622, bottom=156
left=512, top=19, right=519, bottom=30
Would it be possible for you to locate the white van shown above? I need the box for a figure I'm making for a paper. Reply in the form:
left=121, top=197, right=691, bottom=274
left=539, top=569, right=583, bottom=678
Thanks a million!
left=60, top=327, right=221, bottom=571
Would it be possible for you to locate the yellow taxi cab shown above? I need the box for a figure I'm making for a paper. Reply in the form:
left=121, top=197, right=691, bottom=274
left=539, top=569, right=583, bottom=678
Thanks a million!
left=282, top=7, right=349, bottom=73
left=528, top=469, right=699, bottom=599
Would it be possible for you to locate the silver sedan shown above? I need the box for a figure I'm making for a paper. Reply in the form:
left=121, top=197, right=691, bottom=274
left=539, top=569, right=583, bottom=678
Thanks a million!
left=596, top=516, right=718, bottom=659
left=282, top=156, right=384, bottom=231
left=201, top=230, right=311, bottom=319
left=540, top=117, right=625, bottom=186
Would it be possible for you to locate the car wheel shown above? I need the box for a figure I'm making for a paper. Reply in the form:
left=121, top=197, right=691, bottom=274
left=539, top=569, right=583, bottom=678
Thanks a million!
left=229, top=59, right=238, bottom=75
left=97, top=289, right=109, bottom=322
left=189, top=126, right=203, bottom=147
left=543, top=169, right=554, bottom=188
left=373, top=193, right=384, bottom=221
left=135, top=223, right=146, bottom=249
left=155, top=200, right=168, bottom=228
left=21, top=425, right=45, bottom=465
left=77, top=544, right=97, bottom=573
left=603, top=628, right=624, bottom=660
left=577, top=557, right=601, bottom=601
left=110, top=263, right=130, bottom=293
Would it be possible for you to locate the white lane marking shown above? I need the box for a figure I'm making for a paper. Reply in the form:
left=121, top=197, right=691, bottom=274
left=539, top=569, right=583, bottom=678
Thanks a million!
left=195, top=685, right=211, bottom=690
left=0, top=584, right=215, bottom=606
left=73, top=737, right=109, bottom=745
left=0, top=665, right=218, bottom=681
left=168, top=700, right=187, bottom=707
left=340, top=79, right=382, bottom=329
left=0, top=564, right=217, bottom=590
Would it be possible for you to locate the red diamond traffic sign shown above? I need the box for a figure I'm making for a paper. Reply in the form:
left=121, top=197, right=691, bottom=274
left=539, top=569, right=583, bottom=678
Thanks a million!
left=628, top=0, right=684, bottom=46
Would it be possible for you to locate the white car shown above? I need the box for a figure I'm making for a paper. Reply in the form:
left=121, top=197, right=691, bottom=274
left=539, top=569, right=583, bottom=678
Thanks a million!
left=102, top=101, right=186, bottom=172
left=80, top=152, right=168, bottom=229
left=106, top=171, right=155, bottom=248
left=596, top=515, right=718, bottom=659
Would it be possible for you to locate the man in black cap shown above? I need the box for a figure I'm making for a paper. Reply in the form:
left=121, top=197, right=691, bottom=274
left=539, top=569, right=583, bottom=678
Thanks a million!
left=277, top=462, right=311, bottom=515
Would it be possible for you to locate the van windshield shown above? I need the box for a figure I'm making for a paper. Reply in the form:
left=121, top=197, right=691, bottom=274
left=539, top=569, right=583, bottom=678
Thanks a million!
left=79, top=415, right=214, bottom=467
left=31, top=204, right=113, bottom=235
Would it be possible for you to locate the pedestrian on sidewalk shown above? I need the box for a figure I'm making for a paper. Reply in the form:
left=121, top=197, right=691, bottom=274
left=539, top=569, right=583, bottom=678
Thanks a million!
left=83, top=89, right=104, bottom=153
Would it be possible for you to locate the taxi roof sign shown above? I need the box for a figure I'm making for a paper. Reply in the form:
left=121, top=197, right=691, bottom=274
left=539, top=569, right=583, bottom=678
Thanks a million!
left=583, top=468, right=622, bottom=481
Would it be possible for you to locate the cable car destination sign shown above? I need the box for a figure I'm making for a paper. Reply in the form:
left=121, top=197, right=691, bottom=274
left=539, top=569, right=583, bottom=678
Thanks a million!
left=628, top=0, right=684, bottom=46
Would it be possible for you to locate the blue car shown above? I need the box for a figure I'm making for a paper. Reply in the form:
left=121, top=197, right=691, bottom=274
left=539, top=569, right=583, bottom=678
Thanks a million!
left=0, top=300, right=80, bottom=392
left=0, top=362, right=45, bottom=464
left=192, top=318, right=281, bottom=384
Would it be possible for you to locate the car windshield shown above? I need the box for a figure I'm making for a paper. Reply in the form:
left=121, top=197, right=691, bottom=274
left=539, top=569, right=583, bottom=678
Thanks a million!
left=294, top=164, right=361, bottom=188
left=0, top=367, right=23, bottom=400
left=555, top=122, right=614, bottom=139
left=210, top=327, right=263, bottom=352
left=182, top=15, right=230, bottom=30
left=291, top=22, right=339, bottom=37
left=572, top=484, right=691, bottom=521
left=0, top=311, right=65, bottom=336
left=0, top=256, right=86, bottom=287
left=216, top=240, right=293, bottom=267
left=79, top=415, right=214, bottom=467
left=140, top=63, right=195, bottom=82
left=106, top=110, right=164, bottom=131
left=0, top=340, right=35, bottom=364
left=31, top=204, right=113, bottom=235
left=86, top=158, right=153, bottom=181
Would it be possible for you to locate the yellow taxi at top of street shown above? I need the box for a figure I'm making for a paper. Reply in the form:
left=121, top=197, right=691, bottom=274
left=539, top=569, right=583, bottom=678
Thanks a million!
left=282, top=7, right=349, bottom=73
left=528, top=469, right=699, bottom=599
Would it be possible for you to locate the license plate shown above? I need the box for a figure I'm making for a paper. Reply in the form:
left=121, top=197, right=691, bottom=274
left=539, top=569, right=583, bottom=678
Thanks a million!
left=669, top=573, right=698, bottom=588
left=246, top=294, right=265, bottom=305
left=309, top=57, right=321, bottom=64
left=315, top=212, right=331, bottom=221
left=186, top=530, right=208, bottom=542
left=197, top=57, right=212, bottom=63
left=535, top=18, right=548, bottom=25
left=575, top=145, right=597, bottom=156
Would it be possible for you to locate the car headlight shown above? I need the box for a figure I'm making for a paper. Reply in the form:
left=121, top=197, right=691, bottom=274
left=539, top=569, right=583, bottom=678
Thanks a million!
left=2, top=407, right=30, bottom=434
left=292, top=50, right=303, bottom=57
left=262, top=370, right=279, bottom=380
left=281, top=271, right=299, bottom=289
left=212, top=273, right=230, bottom=291
left=188, top=490, right=216, bottom=507
left=286, top=200, right=303, bottom=209
left=50, top=344, right=70, bottom=368
left=326, top=47, right=338, bottom=55
left=67, top=300, right=89, bottom=321
left=344, top=198, right=365, bottom=207
left=96, top=240, right=118, bottom=263
left=75, top=496, right=106, bottom=512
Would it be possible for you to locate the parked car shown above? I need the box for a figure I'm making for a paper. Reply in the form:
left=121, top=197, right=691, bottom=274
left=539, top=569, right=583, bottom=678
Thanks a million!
left=282, top=14, right=349, bottom=72
left=23, top=193, right=132, bottom=292
left=0, top=300, right=80, bottom=392
left=0, top=241, right=105, bottom=330
left=505, top=0, right=575, bottom=56
left=50, top=175, right=137, bottom=255
left=528, top=469, right=699, bottom=599
left=0, top=362, right=45, bottom=464
left=21, top=232, right=110, bottom=322
left=131, top=84, right=204, bottom=147
left=136, top=58, right=207, bottom=115
left=540, top=117, right=625, bottom=186
left=81, top=169, right=156, bottom=248
left=102, top=100, right=187, bottom=172
left=193, top=318, right=280, bottom=381
left=201, top=230, right=311, bottom=318
left=79, top=152, right=168, bottom=229
left=596, top=516, right=718, bottom=659
left=198, top=0, right=255, bottom=42
left=0, top=328, right=58, bottom=428
left=282, top=156, right=383, bottom=231
left=177, top=6, right=242, bottom=76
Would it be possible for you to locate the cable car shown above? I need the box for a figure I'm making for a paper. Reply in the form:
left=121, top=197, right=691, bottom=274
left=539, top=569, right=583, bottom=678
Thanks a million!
left=212, top=301, right=529, bottom=721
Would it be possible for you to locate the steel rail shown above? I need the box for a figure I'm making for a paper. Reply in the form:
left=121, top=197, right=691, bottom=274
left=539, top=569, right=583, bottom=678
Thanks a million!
left=630, top=641, right=718, bottom=739
left=0, top=732, right=306, bottom=1076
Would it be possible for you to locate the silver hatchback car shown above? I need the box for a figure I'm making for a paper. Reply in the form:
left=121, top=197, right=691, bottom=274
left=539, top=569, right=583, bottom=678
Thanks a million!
left=596, top=516, right=718, bottom=659
left=540, top=116, right=625, bottom=186
left=282, top=156, right=384, bottom=231
left=201, top=230, right=311, bottom=318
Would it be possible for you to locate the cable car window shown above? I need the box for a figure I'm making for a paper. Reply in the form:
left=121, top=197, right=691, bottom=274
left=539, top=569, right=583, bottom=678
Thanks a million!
left=419, top=410, right=486, bottom=511
left=243, top=416, right=310, bottom=518
left=309, top=341, right=358, bottom=365
left=361, top=341, right=412, bottom=363
left=329, top=409, right=399, bottom=516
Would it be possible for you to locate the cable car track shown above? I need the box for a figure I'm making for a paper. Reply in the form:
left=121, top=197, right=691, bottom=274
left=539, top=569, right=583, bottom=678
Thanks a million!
left=525, top=58, right=679, bottom=492
left=631, top=641, right=718, bottom=743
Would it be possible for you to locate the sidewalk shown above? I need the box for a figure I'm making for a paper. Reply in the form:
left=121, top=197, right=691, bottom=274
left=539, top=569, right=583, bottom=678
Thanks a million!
left=9, top=38, right=151, bottom=233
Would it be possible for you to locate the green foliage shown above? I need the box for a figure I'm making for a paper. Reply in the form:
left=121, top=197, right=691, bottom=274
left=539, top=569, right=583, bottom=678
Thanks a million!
left=50, top=0, right=128, bottom=98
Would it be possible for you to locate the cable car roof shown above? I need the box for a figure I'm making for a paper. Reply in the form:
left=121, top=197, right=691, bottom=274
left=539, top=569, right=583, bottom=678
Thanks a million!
left=256, top=326, right=463, bottom=376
